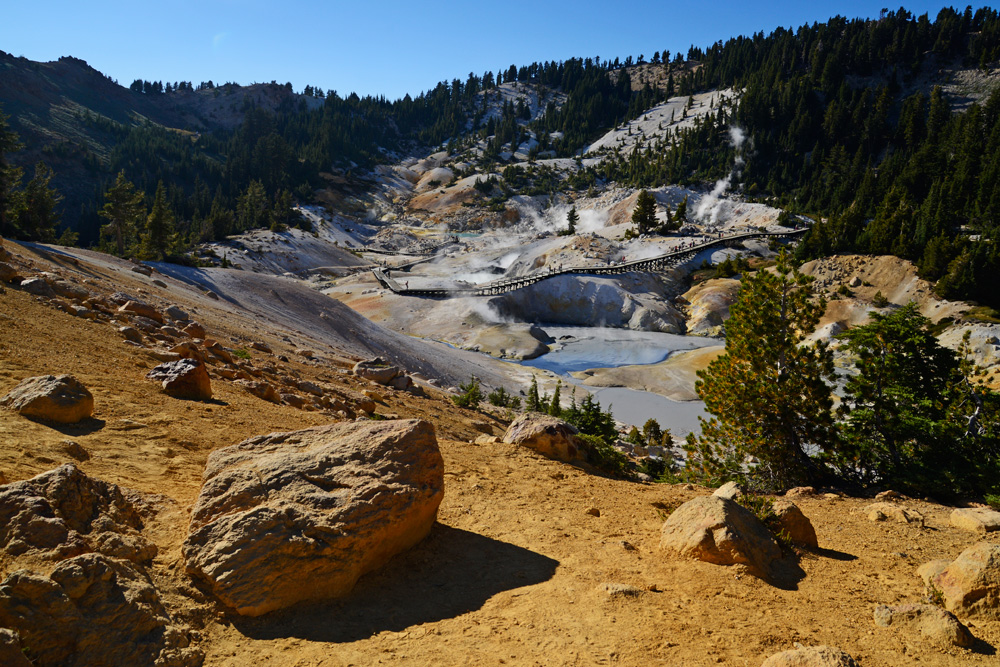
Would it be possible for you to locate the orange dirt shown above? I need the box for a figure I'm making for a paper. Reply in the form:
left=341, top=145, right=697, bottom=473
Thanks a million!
left=1, top=239, right=998, bottom=666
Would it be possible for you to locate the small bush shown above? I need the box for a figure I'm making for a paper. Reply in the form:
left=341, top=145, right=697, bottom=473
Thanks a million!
left=985, top=494, right=1000, bottom=511
left=233, top=348, right=251, bottom=360
left=452, top=376, right=483, bottom=409
left=487, top=386, right=521, bottom=409
left=578, top=433, right=634, bottom=479
left=837, top=284, right=852, bottom=296
left=872, top=290, right=889, bottom=308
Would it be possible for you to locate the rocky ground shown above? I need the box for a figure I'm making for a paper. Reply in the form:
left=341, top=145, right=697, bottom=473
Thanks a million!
left=2, top=233, right=1000, bottom=666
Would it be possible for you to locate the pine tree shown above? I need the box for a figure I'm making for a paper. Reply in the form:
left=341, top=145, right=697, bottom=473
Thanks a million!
left=13, top=162, right=62, bottom=242
left=565, top=205, right=578, bottom=235
left=686, top=251, right=836, bottom=489
left=99, top=171, right=145, bottom=256
left=0, top=106, right=24, bottom=238
left=548, top=381, right=562, bottom=417
left=142, top=182, right=176, bottom=260
left=631, top=190, right=657, bottom=235
left=527, top=376, right=542, bottom=412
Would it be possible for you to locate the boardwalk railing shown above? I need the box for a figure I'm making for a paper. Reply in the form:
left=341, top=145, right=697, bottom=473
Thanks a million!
left=360, top=236, right=459, bottom=257
left=372, top=228, right=808, bottom=298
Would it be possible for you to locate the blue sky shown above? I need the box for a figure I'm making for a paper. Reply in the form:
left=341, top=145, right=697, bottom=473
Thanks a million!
left=0, top=2, right=988, bottom=100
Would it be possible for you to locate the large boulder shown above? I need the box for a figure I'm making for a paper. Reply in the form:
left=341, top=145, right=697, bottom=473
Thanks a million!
left=1, top=375, right=94, bottom=423
left=0, top=553, right=202, bottom=667
left=502, top=413, right=584, bottom=463
left=873, top=603, right=974, bottom=647
left=146, top=359, right=212, bottom=400
left=183, top=419, right=444, bottom=616
left=761, top=645, right=859, bottom=667
left=659, top=495, right=781, bottom=578
left=925, top=541, right=1000, bottom=620
left=950, top=507, right=1000, bottom=535
left=0, top=464, right=156, bottom=564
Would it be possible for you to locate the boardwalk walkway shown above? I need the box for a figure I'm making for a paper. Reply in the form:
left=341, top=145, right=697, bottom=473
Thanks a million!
left=372, top=228, right=808, bottom=298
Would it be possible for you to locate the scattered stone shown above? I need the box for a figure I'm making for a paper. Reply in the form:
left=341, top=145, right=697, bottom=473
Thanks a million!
left=164, top=305, right=188, bottom=321
left=389, top=374, right=414, bottom=391
left=761, top=645, right=859, bottom=667
left=353, top=358, right=401, bottom=385
left=659, top=495, right=781, bottom=578
left=295, top=348, right=314, bottom=358
left=160, top=325, right=184, bottom=338
left=470, top=420, right=494, bottom=434
left=362, top=389, right=383, bottom=402
left=182, top=322, right=206, bottom=339
left=205, top=290, right=219, bottom=300
left=502, top=414, right=584, bottom=463
left=296, top=380, right=323, bottom=396
left=771, top=500, right=819, bottom=548
left=712, top=481, right=742, bottom=500
left=118, top=300, right=163, bottom=323
left=250, top=341, right=272, bottom=353
left=874, top=603, right=974, bottom=647
left=0, top=463, right=155, bottom=563
left=151, top=278, right=167, bottom=288
left=474, top=435, right=500, bottom=445
left=130, top=262, right=152, bottom=276
left=925, top=541, right=1000, bottom=620
left=59, top=441, right=89, bottom=462
left=586, top=507, right=601, bottom=517
left=950, top=507, right=1000, bottom=535
left=0, top=553, right=202, bottom=667
left=146, top=359, right=212, bottom=401
left=875, top=490, right=904, bottom=502
left=48, top=280, right=89, bottom=301
left=183, top=419, right=444, bottom=616
left=848, top=276, right=862, bottom=288
left=280, top=393, right=306, bottom=409
left=170, top=342, right=208, bottom=365
left=1, top=375, right=94, bottom=424
left=235, top=380, right=280, bottom=404
left=0, top=262, right=20, bottom=283
left=147, top=350, right=183, bottom=363
left=861, top=502, right=924, bottom=526
left=822, top=493, right=842, bottom=501
left=202, top=340, right=234, bottom=365
left=19, top=277, right=55, bottom=297
left=601, top=582, right=642, bottom=598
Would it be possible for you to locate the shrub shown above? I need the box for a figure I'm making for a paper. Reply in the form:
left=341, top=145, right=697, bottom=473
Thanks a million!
left=578, top=433, right=634, bottom=479
left=487, top=386, right=521, bottom=409
left=453, top=376, right=484, bottom=409
left=233, top=348, right=251, bottom=360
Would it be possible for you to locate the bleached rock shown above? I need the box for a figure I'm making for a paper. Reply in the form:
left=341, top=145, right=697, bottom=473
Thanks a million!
left=874, top=603, right=974, bottom=647
left=924, top=541, right=1000, bottom=620
left=183, top=420, right=444, bottom=616
left=502, top=414, right=584, bottom=463
left=146, top=359, right=212, bottom=401
left=761, top=645, right=859, bottom=667
left=950, top=507, right=1000, bottom=535
left=771, top=500, right=818, bottom=548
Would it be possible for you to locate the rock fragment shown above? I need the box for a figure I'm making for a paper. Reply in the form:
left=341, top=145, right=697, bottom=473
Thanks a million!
left=146, top=359, right=212, bottom=400
left=502, top=413, right=584, bottom=463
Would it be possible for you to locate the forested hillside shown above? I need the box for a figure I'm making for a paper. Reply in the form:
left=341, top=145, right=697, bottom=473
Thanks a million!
left=2, top=6, right=1000, bottom=304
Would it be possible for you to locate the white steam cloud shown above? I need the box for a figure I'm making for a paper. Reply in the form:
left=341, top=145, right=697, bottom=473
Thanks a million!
left=694, top=126, right=751, bottom=227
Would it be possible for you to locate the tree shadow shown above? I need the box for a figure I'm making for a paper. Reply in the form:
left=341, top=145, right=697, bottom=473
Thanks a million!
left=227, top=523, right=559, bottom=643
left=809, top=546, right=858, bottom=562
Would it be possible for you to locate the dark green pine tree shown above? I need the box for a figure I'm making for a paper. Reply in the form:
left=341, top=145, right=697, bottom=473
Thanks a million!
left=142, top=182, right=176, bottom=260
left=14, top=162, right=62, bottom=243
left=548, top=381, right=562, bottom=417
left=0, top=106, right=24, bottom=238
left=565, top=205, right=578, bottom=235
left=99, top=171, right=145, bottom=256
left=631, top=190, right=657, bottom=235
left=686, top=251, right=836, bottom=489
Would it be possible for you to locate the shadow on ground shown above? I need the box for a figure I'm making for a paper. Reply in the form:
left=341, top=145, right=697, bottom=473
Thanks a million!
left=229, top=523, right=559, bottom=643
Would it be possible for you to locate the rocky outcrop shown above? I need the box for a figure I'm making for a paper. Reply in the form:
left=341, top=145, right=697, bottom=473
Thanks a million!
left=1, top=375, right=94, bottom=423
left=873, top=603, right=974, bottom=647
left=0, top=628, right=32, bottom=667
left=183, top=419, right=444, bottom=616
left=771, top=500, right=819, bottom=548
left=234, top=379, right=279, bottom=403
left=146, top=360, right=212, bottom=400
left=353, top=358, right=402, bottom=384
left=659, top=495, right=781, bottom=578
left=761, top=645, right=859, bottom=667
left=0, top=464, right=156, bottom=564
left=0, top=554, right=202, bottom=667
left=119, top=300, right=163, bottom=324
left=502, top=413, right=584, bottom=463
left=681, top=278, right=740, bottom=335
left=922, top=541, right=1000, bottom=620
left=950, top=507, right=1000, bottom=534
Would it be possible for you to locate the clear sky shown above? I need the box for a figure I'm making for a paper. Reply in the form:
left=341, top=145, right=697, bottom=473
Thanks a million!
left=0, top=2, right=989, bottom=101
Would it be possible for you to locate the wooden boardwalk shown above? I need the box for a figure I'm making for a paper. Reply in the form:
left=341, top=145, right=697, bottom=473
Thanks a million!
left=371, top=228, right=808, bottom=298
